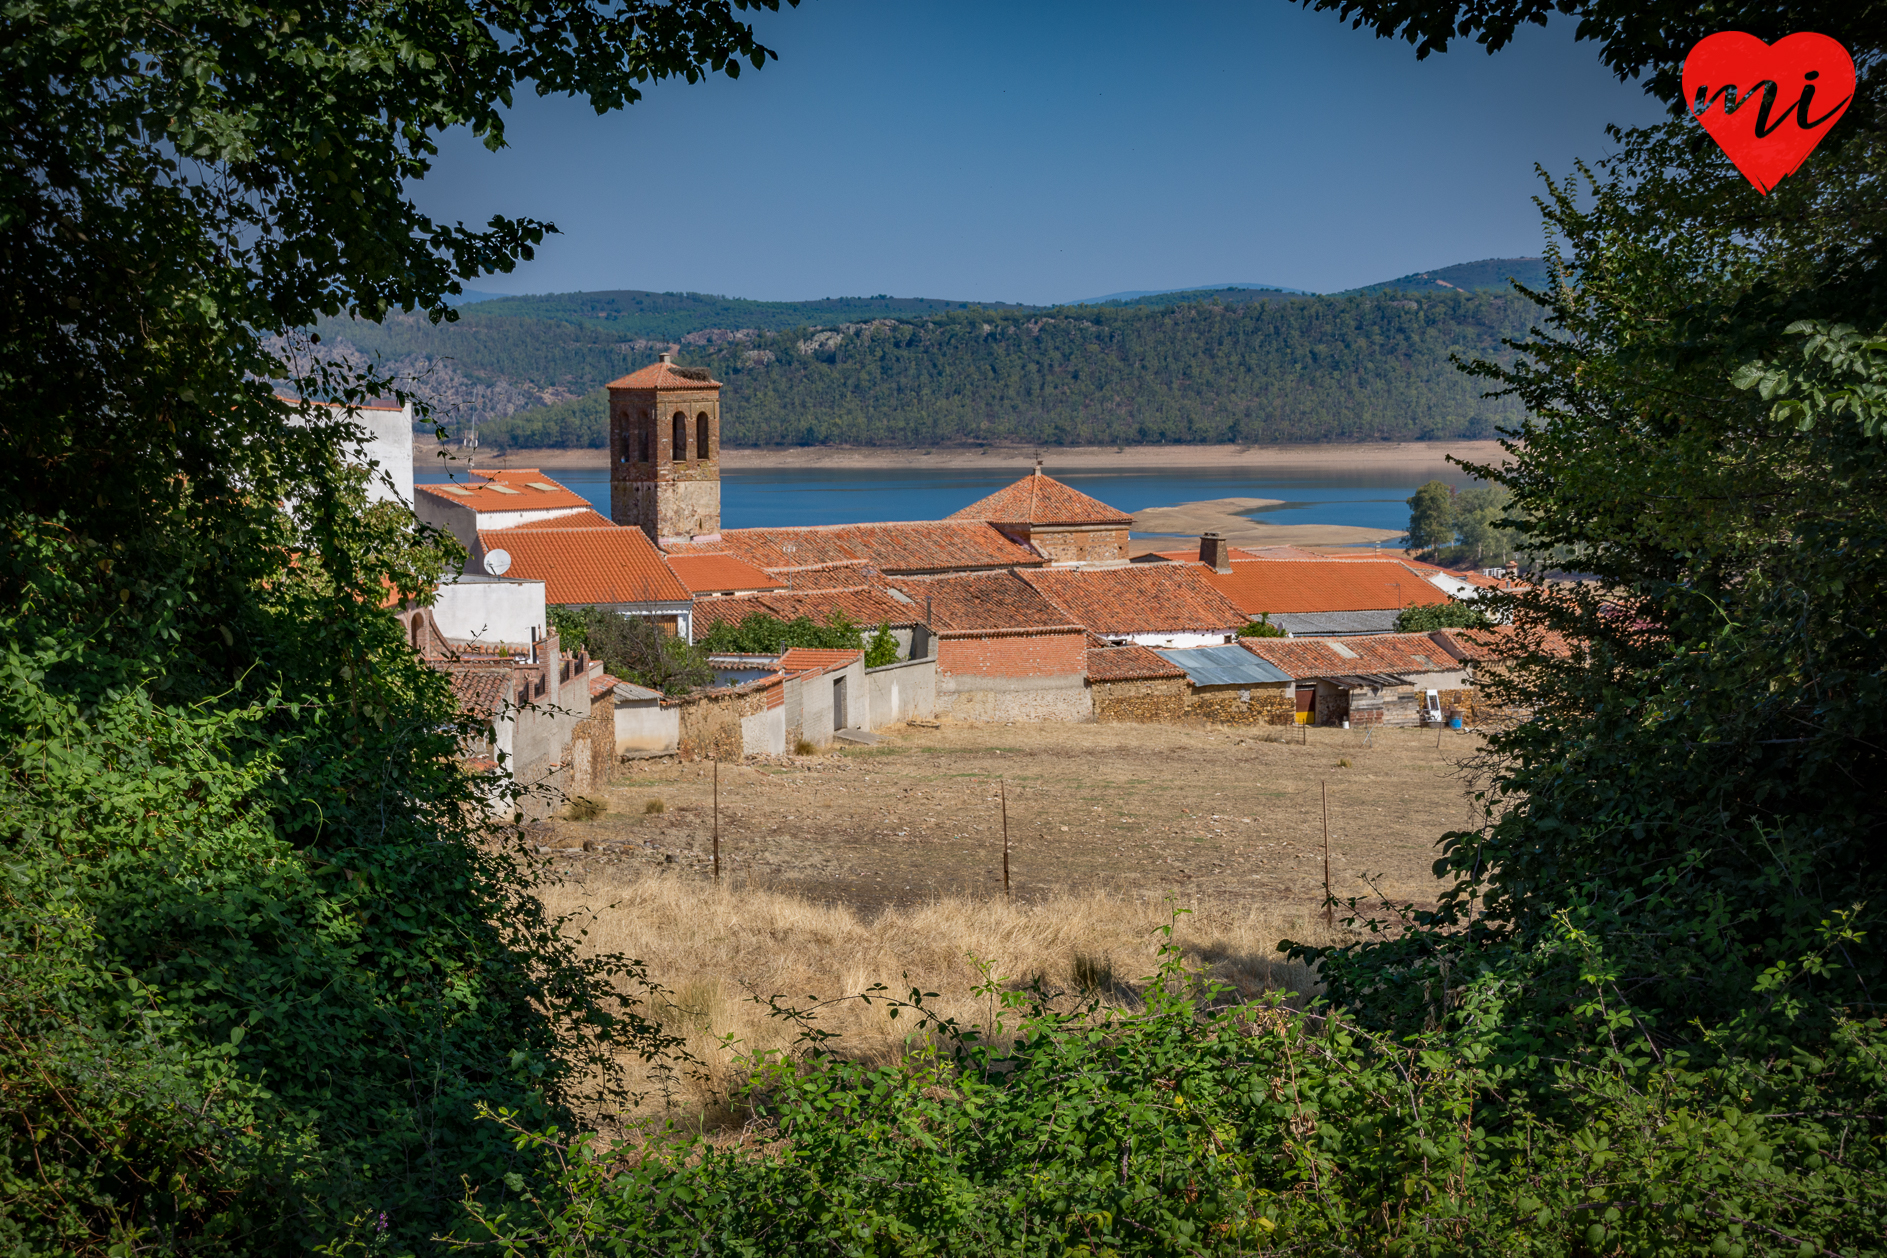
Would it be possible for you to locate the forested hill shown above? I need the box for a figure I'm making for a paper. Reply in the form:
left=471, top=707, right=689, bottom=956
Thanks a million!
left=460, top=291, right=1535, bottom=449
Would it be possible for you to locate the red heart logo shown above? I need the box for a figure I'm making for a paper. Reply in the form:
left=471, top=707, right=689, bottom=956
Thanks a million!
left=1683, top=33, right=1853, bottom=194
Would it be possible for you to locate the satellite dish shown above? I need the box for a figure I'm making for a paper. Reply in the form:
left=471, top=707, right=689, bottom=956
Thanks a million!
left=483, top=549, right=512, bottom=577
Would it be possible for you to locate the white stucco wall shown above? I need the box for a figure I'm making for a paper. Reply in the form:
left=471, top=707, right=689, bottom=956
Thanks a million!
left=615, top=698, right=680, bottom=755
left=433, top=576, right=546, bottom=650
left=741, top=707, right=787, bottom=756
left=355, top=403, right=414, bottom=508
left=1120, top=630, right=1239, bottom=650
left=866, top=656, right=937, bottom=727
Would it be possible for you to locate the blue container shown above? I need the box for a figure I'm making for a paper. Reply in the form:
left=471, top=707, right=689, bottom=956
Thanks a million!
left=1450, top=717, right=1464, bottom=730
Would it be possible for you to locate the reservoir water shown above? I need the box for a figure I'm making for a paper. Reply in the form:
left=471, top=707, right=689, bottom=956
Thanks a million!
left=414, top=461, right=1484, bottom=537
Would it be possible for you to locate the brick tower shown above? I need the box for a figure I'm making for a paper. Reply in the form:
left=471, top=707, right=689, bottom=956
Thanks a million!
left=606, top=352, right=722, bottom=544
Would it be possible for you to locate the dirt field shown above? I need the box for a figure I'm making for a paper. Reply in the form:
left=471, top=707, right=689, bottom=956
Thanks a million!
left=542, top=720, right=1484, bottom=918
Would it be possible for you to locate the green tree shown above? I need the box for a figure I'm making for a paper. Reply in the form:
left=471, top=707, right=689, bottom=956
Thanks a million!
left=1404, top=478, right=1456, bottom=552
left=1298, top=0, right=1887, bottom=1159
left=1393, top=599, right=1490, bottom=632
left=579, top=609, right=715, bottom=693
left=0, top=0, right=794, bottom=1250
left=863, top=621, right=901, bottom=667
left=698, top=611, right=868, bottom=655
left=1446, top=484, right=1519, bottom=566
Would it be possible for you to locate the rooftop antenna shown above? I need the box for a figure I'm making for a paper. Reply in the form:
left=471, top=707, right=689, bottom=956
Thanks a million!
left=483, top=549, right=512, bottom=577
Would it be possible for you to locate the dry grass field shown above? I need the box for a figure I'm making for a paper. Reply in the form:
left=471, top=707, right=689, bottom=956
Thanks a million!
left=532, top=720, right=1483, bottom=1125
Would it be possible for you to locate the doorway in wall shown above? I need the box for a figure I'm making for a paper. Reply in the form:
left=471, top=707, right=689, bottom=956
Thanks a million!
left=832, top=675, right=849, bottom=730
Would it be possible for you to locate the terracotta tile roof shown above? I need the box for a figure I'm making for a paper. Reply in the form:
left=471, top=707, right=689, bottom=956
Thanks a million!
left=1087, top=644, right=1186, bottom=682
left=689, top=586, right=920, bottom=633
left=950, top=472, right=1133, bottom=526
left=1020, top=565, right=1248, bottom=636
left=415, top=469, right=593, bottom=514
left=1194, top=560, right=1451, bottom=616
left=607, top=361, right=723, bottom=390
left=666, top=553, right=787, bottom=595
left=891, top=571, right=1077, bottom=632
left=670, top=522, right=1042, bottom=575
left=588, top=671, right=622, bottom=700
left=474, top=525, right=691, bottom=605
left=436, top=664, right=514, bottom=719
left=777, top=647, right=863, bottom=674
left=492, top=508, right=616, bottom=531
left=764, top=560, right=882, bottom=589
left=1149, top=545, right=1325, bottom=562
left=1237, top=632, right=1469, bottom=680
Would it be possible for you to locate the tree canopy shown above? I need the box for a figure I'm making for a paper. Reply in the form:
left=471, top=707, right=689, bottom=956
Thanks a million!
left=1, top=0, right=795, bottom=1250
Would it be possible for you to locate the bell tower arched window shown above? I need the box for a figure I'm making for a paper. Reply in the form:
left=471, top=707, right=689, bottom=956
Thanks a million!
left=672, top=412, right=687, bottom=461
left=696, top=411, right=711, bottom=460
left=638, top=411, right=651, bottom=463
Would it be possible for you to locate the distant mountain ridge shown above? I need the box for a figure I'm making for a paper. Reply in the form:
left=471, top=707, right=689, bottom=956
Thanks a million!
left=308, top=255, right=1542, bottom=450
left=1342, top=256, right=1550, bottom=296
left=1074, top=283, right=1310, bottom=303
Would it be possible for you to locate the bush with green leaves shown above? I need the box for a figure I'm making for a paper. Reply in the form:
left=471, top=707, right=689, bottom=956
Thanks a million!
left=459, top=924, right=1885, bottom=1256
left=698, top=610, right=869, bottom=656
left=1393, top=599, right=1491, bottom=632
left=863, top=621, right=901, bottom=667
left=574, top=608, right=715, bottom=694
left=1235, top=613, right=1287, bottom=638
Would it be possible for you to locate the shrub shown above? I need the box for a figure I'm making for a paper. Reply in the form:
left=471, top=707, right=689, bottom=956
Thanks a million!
left=1394, top=599, right=1491, bottom=632
left=863, top=621, right=900, bottom=667
left=1236, top=613, right=1286, bottom=638
left=699, top=610, right=866, bottom=655
left=643, top=799, right=665, bottom=815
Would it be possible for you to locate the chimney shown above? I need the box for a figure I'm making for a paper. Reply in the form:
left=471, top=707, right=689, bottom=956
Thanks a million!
left=658, top=350, right=673, bottom=364
left=1199, top=531, right=1232, bottom=574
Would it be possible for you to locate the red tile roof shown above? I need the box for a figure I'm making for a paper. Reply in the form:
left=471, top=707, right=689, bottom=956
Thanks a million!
left=1086, top=644, right=1186, bottom=682
left=1020, top=565, right=1248, bottom=636
left=665, top=552, right=786, bottom=595
left=415, top=468, right=593, bottom=514
left=777, top=647, right=863, bottom=673
left=1149, top=545, right=1325, bottom=562
left=763, top=560, right=883, bottom=589
left=588, top=671, right=622, bottom=700
left=437, top=664, right=514, bottom=719
left=1236, top=632, right=1468, bottom=679
left=474, top=525, right=692, bottom=605
left=890, top=571, right=1079, bottom=632
left=950, top=472, right=1133, bottom=527
left=1195, top=560, right=1451, bottom=616
left=606, top=362, right=723, bottom=390
left=669, top=522, right=1042, bottom=575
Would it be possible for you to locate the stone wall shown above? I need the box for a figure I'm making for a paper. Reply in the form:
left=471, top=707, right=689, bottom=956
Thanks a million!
left=1185, top=683, right=1295, bottom=726
left=1091, top=676, right=1187, bottom=723
left=667, top=679, right=772, bottom=760
left=1027, top=523, right=1130, bottom=565
left=938, top=629, right=1092, bottom=723
left=565, top=695, right=617, bottom=796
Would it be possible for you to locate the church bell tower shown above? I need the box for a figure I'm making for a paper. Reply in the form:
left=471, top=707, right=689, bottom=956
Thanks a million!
left=606, top=351, right=722, bottom=545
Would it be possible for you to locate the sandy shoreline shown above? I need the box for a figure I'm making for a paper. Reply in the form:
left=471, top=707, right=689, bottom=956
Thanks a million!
left=415, top=439, right=1511, bottom=474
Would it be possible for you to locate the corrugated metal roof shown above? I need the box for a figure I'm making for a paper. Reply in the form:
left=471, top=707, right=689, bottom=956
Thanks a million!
left=1271, top=611, right=1403, bottom=637
left=1153, top=644, right=1292, bottom=687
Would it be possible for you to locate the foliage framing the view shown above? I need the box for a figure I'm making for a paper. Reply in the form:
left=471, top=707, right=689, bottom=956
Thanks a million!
left=0, top=0, right=794, bottom=1250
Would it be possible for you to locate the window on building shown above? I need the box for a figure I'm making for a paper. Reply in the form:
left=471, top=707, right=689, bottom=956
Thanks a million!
left=672, top=412, right=687, bottom=460
left=638, top=412, right=651, bottom=463
left=696, top=410, right=711, bottom=460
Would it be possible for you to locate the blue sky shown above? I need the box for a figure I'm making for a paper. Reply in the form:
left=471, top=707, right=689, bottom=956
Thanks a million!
left=416, top=0, right=1666, bottom=305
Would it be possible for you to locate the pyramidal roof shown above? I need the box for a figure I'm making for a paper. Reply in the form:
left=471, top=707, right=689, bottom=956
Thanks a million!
left=949, top=470, right=1133, bottom=527
left=607, top=359, right=722, bottom=390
